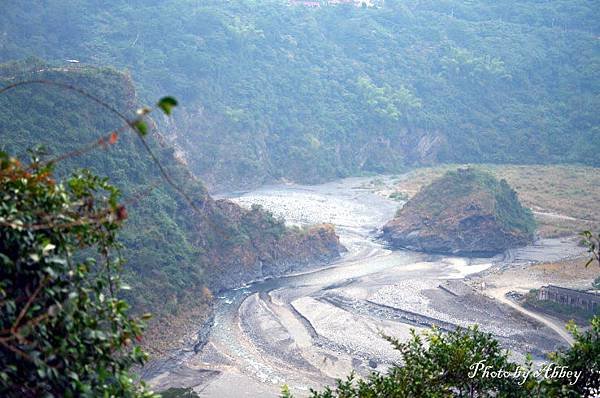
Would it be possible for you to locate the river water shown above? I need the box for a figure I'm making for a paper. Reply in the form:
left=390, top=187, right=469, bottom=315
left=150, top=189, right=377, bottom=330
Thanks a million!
left=146, top=176, right=584, bottom=397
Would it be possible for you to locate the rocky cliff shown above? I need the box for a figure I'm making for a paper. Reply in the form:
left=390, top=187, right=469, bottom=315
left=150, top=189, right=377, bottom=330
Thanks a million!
left=0, top=61, right=343, bottom=345
left=198, top=198, right=342, bottom=291
left=381, top=169, right=535, bottom=256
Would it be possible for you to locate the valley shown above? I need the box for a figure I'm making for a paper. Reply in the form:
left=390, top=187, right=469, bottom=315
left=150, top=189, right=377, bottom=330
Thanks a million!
left=145, top=174, right=589, bottom=397
left=1, top=1, right=598, bottom=396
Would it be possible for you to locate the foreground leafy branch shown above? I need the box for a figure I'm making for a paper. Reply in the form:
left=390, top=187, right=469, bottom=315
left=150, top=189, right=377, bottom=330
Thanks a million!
left=580, top=231, right=600, bottom=268
left=0, top=153, right=156, bottom=397
left=0, top=80, right=189, bottom=396
left=285, top=320, right=599, bottom=397
left=0, top=80, right=211, bottom=223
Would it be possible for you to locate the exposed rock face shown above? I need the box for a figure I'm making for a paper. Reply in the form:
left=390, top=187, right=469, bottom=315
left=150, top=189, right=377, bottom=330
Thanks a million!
left=167, top=106, right=447, bottom=191
left=0, top=62, right=344, bottom=340
left=201, top=199, right=343, bottom=291
left=381, top=169, right=535, bottom=256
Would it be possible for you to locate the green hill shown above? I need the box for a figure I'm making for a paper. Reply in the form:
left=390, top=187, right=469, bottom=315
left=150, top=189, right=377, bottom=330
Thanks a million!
left=0, top=0, right=598, bottom=188
left=0, top=60, right=342, bottom=350
left=382, top=168, right=536, bottom=256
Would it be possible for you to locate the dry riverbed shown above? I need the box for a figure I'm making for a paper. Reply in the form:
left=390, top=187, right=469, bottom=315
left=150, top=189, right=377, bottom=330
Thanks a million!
left=144, top=173, right=595, bottom=397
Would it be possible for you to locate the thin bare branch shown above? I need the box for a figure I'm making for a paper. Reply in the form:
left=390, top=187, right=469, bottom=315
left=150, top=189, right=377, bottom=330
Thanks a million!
left=1, top=79, right=206, bottom=219
left=12, top=276, right=49, bottom=333
left=0, top=337, right=36, bottom=363
left=0, top=80, right=130, bottom=123
left=39, top=127, right=126, bottom=168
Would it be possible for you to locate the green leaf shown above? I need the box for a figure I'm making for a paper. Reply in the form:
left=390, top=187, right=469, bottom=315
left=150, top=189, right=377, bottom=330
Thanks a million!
left=42, top=243, right=56, bottom=254
left=0, top=151, right=9, bottom=169
left=133, top=120, right=148, bottom=136
left=0, top=253, right=13, bottom=266
left=37, top=368, right=46, bottom=379
left=157, top=96, right=178, bottom=116
left=43, top=266, right=58, bottom=278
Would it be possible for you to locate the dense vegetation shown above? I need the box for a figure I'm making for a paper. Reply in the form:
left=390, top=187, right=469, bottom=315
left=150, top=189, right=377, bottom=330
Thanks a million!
left=1, top=2, right=597, bottom=395
left=0, top=60, right=210, bottom=316
left=0, top=62, right=341, bottom=338
left=283, top=318, right=599, bottom=397
left=382, top=168, right=536, bottom=255
left=422, top=169, right=537, bottom=236
left=0, top=152, right=155, bottom=397
left=1, top=0, right=598, bottom=188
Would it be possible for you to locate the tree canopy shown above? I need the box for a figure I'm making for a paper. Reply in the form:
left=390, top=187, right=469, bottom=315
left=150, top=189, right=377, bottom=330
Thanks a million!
left=0, top=151, right=156, bottom=397
left=1, top=0, right=597, bottom=188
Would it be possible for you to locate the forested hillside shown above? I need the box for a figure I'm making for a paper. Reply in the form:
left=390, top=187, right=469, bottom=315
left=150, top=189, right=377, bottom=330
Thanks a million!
left=0, top=61, right=341, bottom=348
left=382, top=168, right=536, bottom=255
left=1, top=0, right=597, bottom=189
left=0, top=59, right=209, bottom=313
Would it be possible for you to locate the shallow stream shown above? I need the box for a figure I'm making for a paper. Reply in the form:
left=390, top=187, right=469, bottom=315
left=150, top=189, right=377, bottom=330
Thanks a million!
left=147, top=176, right=584, bottom=397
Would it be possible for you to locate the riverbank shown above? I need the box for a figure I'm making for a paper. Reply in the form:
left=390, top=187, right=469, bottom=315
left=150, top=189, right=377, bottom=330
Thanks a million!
left=469, top=255, right=598, bottom=334
left=142, top=175, right=591, bottom=397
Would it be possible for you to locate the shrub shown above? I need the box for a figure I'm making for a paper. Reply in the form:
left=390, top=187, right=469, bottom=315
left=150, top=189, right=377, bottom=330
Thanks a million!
left=0, top=152, right=155, bottom=397
left=289, top=318, right=599, bottom=397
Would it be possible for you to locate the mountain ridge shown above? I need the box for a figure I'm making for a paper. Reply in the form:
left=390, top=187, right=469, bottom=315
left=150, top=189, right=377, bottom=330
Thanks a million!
left=1, top=0, right=597, bottom=190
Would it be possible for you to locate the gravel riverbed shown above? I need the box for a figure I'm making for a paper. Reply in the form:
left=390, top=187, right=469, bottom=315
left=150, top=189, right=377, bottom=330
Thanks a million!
left=145, top=176, right=586, bottom=397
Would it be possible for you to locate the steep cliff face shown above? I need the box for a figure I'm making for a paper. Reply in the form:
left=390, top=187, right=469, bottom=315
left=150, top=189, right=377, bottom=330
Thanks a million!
left=381, top=169, right=535, bottom=256
left=0, top=60, right=342, bottom=320
left=192, top=197, right=342, bottom=291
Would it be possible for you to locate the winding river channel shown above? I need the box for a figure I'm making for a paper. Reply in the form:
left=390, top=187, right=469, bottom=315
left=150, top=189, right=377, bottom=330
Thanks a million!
left=146, top=176, right=585, bottom=397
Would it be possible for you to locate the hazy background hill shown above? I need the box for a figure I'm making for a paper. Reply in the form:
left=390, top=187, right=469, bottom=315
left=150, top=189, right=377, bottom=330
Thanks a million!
left=1, top=0, right=598, bottom=189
